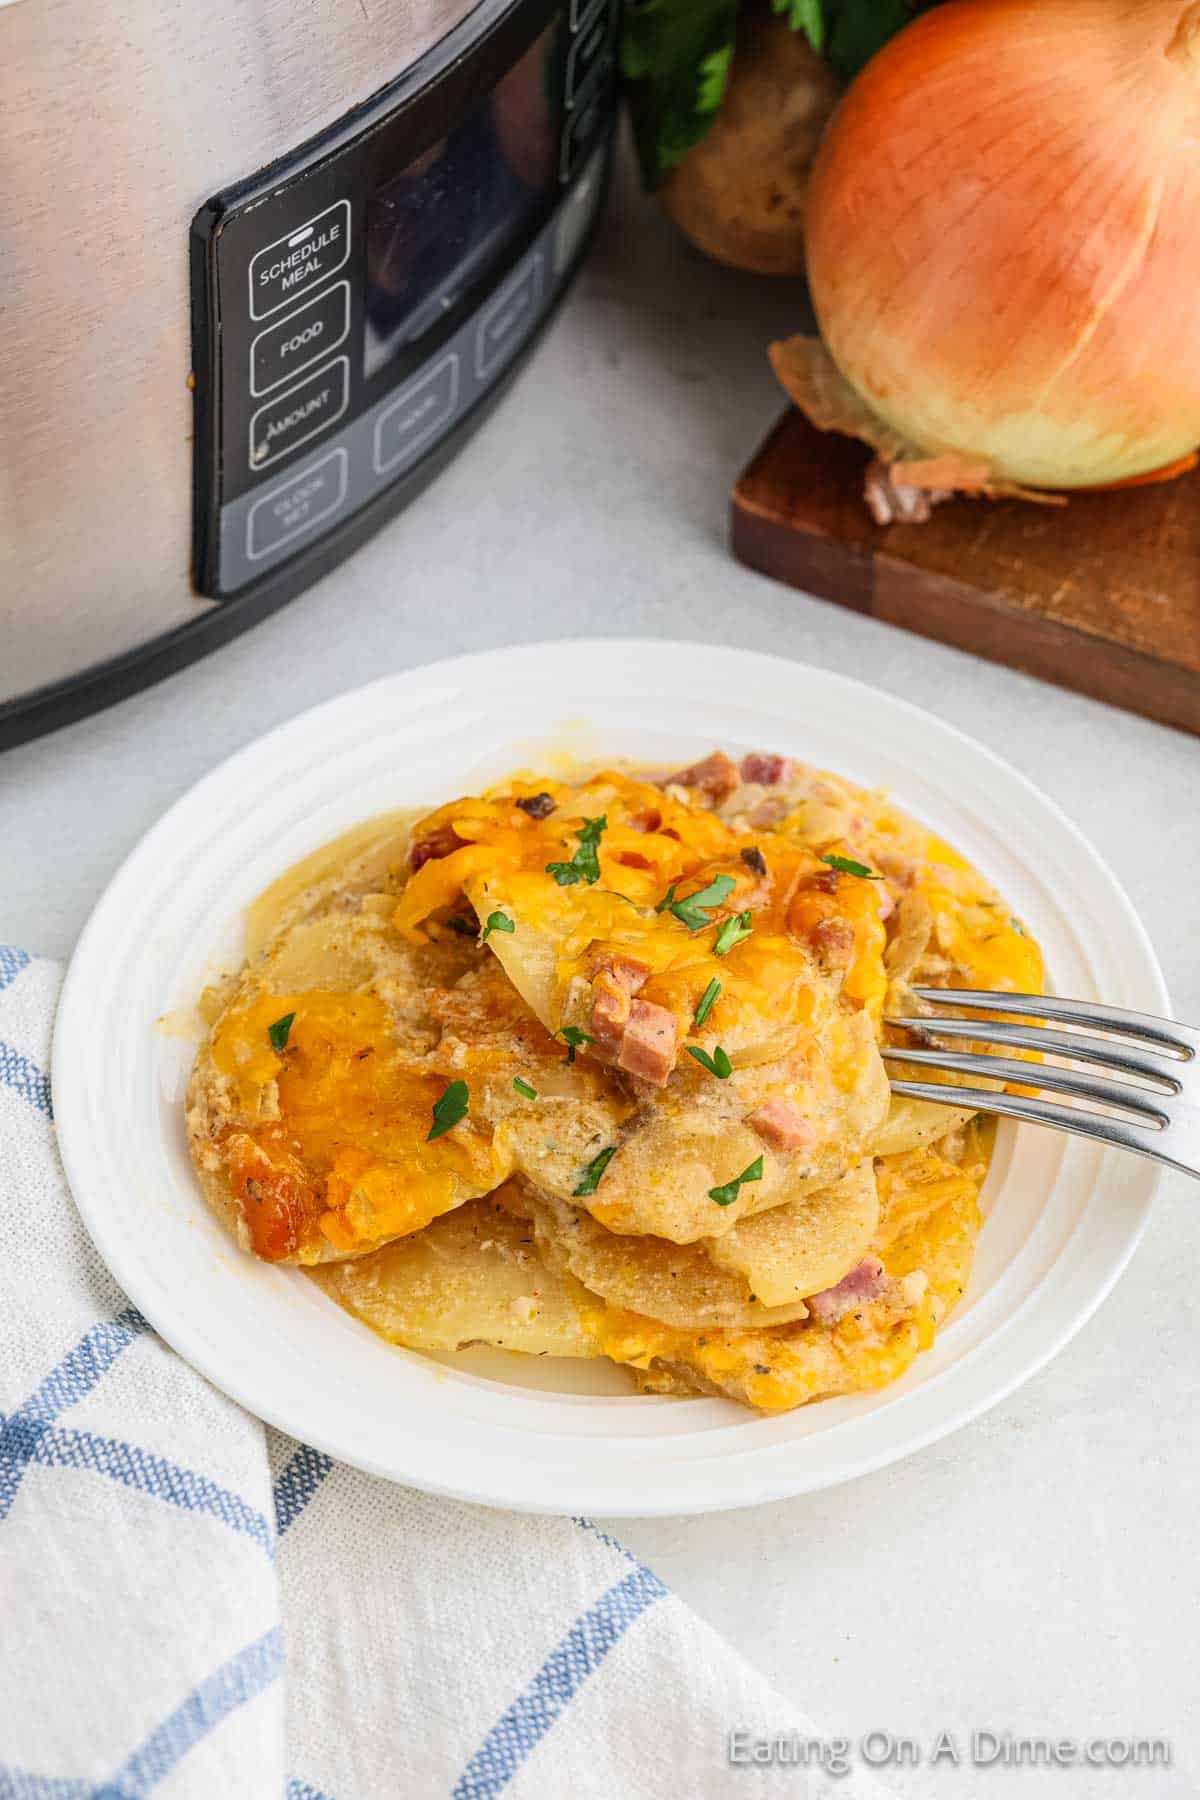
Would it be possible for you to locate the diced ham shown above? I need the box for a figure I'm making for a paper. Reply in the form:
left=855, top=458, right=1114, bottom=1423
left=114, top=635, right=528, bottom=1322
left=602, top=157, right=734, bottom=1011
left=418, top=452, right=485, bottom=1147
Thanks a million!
left=588, top=952, right=651, bottom=1051
left=806, top=1256, right=888, bottom=1325
left=810, top=916, right=856, bottom=971
left=662, top=751, right=740, bottom=803
left=410, top=822, right=463, bottom=871
left=617, top=999, right=678, bottom=1085
left=587, top=950, right=650, bottom=994
left=590, top=978, right=632, bottom=1053
left=740, top=752, right=796, bottom=786
left=748, top=1099, right=816, bottom=1154
left=749, top=796, right=788, bottom=829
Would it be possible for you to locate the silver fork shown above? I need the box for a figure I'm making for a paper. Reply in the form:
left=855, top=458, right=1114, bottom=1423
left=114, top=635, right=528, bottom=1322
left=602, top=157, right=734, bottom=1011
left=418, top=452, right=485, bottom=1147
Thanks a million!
left=883, top=988, right=1200, bottom=1178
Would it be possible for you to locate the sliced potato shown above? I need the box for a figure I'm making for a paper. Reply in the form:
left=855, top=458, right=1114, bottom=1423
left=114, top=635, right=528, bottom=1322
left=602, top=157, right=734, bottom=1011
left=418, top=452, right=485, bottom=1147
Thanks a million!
left=246, top=809, right=417, bottom=959
left=562, top=1011, right=888, bottom=1245
left=884, top=891, right=934, bottom=984
left=522, top=1186, right=811, bottom=1330
left=871, top=1094, right=979, bottom=1159
left=703, top=1160, right=879, bottom=1307
left=309, top=1190, right=598, bottom=1356
left=188, top=905, right=632, bottom=1265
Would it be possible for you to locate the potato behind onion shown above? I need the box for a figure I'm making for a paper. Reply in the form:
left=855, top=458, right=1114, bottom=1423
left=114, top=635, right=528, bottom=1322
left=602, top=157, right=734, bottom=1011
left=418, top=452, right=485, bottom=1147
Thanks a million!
left=661, top=10, right=841, bottom=276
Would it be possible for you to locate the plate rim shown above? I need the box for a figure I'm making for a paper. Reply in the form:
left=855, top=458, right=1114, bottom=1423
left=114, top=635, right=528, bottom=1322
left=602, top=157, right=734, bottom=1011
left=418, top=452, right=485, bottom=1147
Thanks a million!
left=52, top=638, right=1169, bottom=1514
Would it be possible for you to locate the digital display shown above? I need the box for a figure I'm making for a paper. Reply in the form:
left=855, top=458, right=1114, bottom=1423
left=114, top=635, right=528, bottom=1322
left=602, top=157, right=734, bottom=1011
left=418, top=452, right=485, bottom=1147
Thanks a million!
left=364, top=22, right=564, bottom=379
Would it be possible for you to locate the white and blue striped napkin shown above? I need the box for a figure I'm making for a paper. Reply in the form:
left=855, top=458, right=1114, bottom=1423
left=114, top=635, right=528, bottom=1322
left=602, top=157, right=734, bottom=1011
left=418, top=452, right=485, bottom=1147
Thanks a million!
left=0, top=945, right=890, bottom=1800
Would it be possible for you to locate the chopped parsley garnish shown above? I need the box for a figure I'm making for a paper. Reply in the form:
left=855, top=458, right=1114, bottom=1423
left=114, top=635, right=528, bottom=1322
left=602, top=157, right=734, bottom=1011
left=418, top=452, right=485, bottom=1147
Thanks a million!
left=516, top=792, right=556, bottom=819
left=513, top=1077, right=538, bottom=1100
left=821, top=853, right=881, bottom=880
left=661, top=872, right=736, bottom=930
left=694, top=977, right=721, bottom=1028
left=481, top=910, right=515, bottom=944
left=713, top=910, right=753, bottom=956
left=267, top=1012, right=295, bottom=1052
left=427, top=1079, right=469, bottom=1141
left=574, top=1144, right=617, bottom=1196
left=557, top=1026, right=595, bottom=1064
left=687, top=1044, right=732, bottom=1079
left=1010, top=917, right=1026, bottom=937
left=546, top=814, right=607, bottom=886
left=709, top=1154, right=764, bottom=1207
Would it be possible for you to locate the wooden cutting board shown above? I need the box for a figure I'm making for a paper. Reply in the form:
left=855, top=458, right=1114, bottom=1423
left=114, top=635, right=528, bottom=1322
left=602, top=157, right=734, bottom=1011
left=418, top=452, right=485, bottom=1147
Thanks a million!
left=731, top=409, right=1200, bottom=738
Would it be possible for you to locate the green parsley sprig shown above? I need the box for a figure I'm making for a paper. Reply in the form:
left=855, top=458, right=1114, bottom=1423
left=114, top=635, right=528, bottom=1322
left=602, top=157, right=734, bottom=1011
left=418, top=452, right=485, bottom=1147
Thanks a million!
left=481, top=910, right=515, bottom=943
left=821, top=853, right=881, bottom=880
left=428, top=1079, right=469, bottom=1141
left=687, top=1044, right=733, bottom=1079
left=557, top=1026, right=595, bottom=1065
left=713, top=911, right=753, bottom=956
left=709, top=1155, right=764, bottom=1207
left=574, top=1145, right=617, bottom=1196
left=658, top=872, right=736, bottom=931
left=267, top=1012, right=295, bottom=1052
left=546, top=815, right=607, bottom=887
left=694, top=978, right=721, bottom=1028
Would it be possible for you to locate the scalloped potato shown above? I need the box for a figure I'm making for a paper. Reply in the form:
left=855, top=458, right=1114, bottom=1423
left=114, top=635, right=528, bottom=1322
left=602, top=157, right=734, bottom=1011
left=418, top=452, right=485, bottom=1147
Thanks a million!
left=185, top=749, right=1041, bottom=1413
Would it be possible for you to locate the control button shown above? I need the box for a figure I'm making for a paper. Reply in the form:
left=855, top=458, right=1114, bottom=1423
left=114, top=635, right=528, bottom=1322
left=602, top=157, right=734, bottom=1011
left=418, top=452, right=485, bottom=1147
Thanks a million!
left=555, top=146, right=607, bottom=276
left=560, top=84, right=608, bottom=184
left=249, top=357, right=349, bottom=471
left=374, top=355, right=459, bottom=475
left=250, top=282, right=350, bottom=396
left=246, top=447, right=348, bottom=560
left=566, top=5, right=613, bottom=106
left=249, top=200, right=351, bottom=320
left=475, top=255, right=544, bottom=380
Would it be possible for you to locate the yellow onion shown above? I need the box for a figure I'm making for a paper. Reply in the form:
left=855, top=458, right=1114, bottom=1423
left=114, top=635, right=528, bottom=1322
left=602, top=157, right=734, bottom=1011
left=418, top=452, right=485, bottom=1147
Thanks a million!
left=803, top=0, right=1200, bottom=489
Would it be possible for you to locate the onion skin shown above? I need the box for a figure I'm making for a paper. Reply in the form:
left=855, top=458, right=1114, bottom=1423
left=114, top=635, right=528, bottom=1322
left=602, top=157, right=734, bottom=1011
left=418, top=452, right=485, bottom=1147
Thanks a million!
left=804, top=0, right=1200, bottom=489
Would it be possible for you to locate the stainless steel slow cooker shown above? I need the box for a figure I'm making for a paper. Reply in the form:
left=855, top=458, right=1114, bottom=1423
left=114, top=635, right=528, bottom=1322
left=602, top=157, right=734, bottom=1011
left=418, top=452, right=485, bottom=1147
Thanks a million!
left=0, top=0, right=617, bottom=744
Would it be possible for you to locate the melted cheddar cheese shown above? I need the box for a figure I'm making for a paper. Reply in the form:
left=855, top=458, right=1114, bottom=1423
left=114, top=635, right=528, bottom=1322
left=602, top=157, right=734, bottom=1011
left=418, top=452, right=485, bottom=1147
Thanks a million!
left=186, top=749, right=1043, bottom=1417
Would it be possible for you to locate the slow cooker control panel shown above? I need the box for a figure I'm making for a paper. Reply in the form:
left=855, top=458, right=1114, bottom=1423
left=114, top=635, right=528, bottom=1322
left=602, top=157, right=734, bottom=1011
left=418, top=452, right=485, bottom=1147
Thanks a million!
left=190, top=0, right=616, bottom=599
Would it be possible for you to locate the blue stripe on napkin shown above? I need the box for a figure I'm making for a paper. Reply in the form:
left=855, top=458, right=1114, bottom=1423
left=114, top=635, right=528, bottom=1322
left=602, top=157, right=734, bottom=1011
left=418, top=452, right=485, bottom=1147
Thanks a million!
left=0, top=947, right=32, bottom=991
left=99, top=1627, right=283, bottom=1800
left=1, top=1307, right=270, bottom=1553
left=0, top=1041, right=52, bottom=1118
left=0, top=1631, right=283, bottom=1800
left=273, top=1444, right=334, bottom=1536
left=452, top=1563, right=669, bottom=1799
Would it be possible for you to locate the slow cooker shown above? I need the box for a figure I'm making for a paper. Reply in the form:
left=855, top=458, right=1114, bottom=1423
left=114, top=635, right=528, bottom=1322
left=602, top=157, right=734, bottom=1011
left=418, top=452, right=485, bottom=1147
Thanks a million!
left=0, top=0, right=618, bottom=746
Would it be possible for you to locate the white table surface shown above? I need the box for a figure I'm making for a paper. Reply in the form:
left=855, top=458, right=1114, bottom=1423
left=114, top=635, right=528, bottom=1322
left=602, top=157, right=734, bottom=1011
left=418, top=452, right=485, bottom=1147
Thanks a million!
left=3, top=143, right=1198, bottom=1796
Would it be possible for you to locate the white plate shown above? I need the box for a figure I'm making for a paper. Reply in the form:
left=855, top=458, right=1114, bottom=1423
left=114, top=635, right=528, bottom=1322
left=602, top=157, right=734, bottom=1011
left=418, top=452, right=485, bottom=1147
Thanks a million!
left=54, top=641, right=1168, bottom=1515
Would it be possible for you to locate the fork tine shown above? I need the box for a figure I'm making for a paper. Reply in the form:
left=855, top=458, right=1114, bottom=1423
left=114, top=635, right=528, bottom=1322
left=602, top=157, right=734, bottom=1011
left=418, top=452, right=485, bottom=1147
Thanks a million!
left=909, top=987, right=1195, bottom=1057
left=887, top=1079, right=1190, bottom=1170
left=886, top=1016, right=1182, bottom=1090
left=882, top=1046, right=1172, bottom=1124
